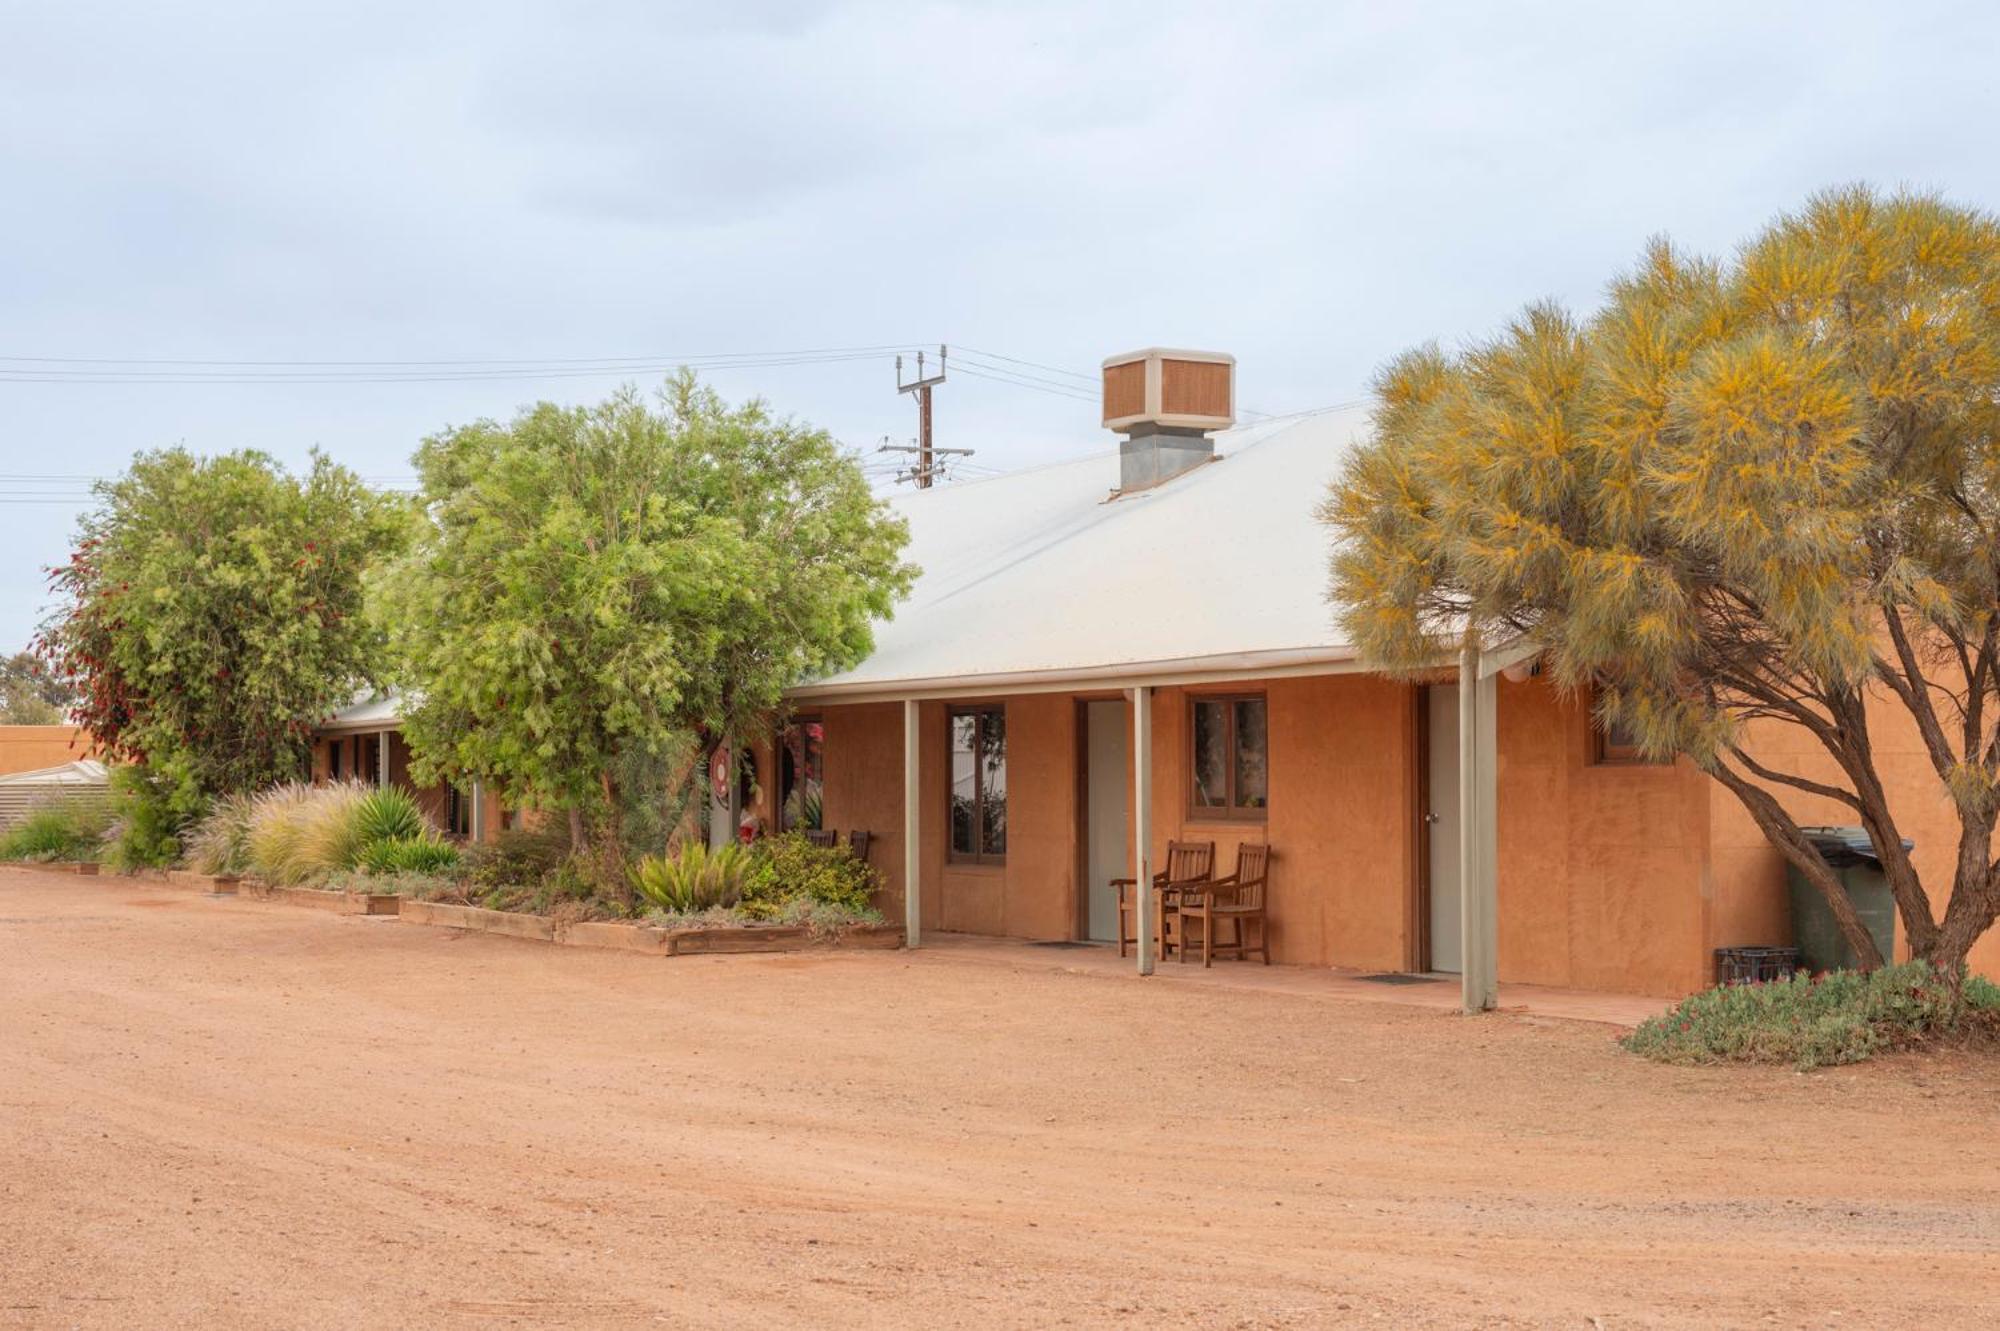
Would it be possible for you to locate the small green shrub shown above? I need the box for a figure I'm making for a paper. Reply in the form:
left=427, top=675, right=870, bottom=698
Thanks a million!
left=741, top=831, right=879, bottom=918
left=357, top=834, right=460, bottom=876
left=104, top=761, right=194, bottom=869
left=630, top=841, right=750, bottom=913
left=463, top=823, right=571, bottom=890
left=0, top=796, right=112, bottom=862
left=1623, top=961, right=2000, bottom=1071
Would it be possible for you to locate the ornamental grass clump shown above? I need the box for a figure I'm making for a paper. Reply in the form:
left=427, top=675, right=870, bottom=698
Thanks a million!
left=243, top=782, right=319, bottom=884
left=186, top=791, right=255, bottom=875
left=1623, top=962, right=2000, bottom=1071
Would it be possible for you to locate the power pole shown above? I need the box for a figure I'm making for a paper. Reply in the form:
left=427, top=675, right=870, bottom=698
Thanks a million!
left=895, top=345, right=949, bottom=488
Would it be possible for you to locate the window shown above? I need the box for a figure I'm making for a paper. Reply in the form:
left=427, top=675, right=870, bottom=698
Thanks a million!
left=1190, top=694, right=1268, bottom=818
left=948, top=706, right=1006, bottom=864
left=326, top=741, right=341, bottom=781
left=1592, top=714, right=1667, bottom=765
left=444, top=784, right=472, bottom=838
left=779, top=718, right=825, bottom=832
left=1591, top=691, right=1666, bottom=765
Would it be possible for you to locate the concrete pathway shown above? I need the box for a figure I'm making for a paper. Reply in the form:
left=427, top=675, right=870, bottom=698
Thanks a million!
left=910, top=932, right=1672, bottom=1028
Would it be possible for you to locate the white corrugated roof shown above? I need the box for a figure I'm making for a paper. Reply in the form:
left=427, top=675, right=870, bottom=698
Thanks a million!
left=322, top=693, right=404, bottom=730
left=793, top=405, right=1371, bottom=699
left=0, top=758, right=107, bottom=786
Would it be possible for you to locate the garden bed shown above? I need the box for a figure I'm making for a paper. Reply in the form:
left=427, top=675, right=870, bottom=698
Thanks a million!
left=397, top=899, right=902, bottom=956
left=237, top=879, right=400, bottom=916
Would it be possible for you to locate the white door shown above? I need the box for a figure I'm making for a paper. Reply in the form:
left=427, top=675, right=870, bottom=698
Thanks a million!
left=1084, top=700, right=1128, bottom=942
left=1426, top=685, right=1462, bottom=973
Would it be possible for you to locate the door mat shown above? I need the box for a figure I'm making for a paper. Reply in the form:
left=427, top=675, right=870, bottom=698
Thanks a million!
left=1031, top=940, right=1104, bottom=950
left=1356, top=972, right=1444, bottom=985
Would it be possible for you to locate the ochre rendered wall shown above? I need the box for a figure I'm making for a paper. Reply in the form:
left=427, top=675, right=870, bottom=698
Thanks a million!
left=818, top=696, right=1082, bottom=938
left=1494, top=677, right=1714, bottom=997
left=1147, top=676, right=1418, bottom=970
left=818, top=703, right=909, bottom=917
left=812, top=671, right=1871, bottom=996
left=0, top=725, right=92, bottom=776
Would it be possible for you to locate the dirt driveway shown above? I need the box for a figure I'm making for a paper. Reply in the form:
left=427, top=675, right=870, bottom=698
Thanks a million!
left=2, top=867, right=1996, bottom=1329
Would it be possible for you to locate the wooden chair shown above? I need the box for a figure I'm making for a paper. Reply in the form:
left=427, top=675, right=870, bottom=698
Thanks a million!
left=1113, top=840, right=1214, bottom=960
left=805, top=828, right=838, bottom=849
left=1177, top=843, right=1271, bottom=966
left=847, top=830, right=872, bottom=862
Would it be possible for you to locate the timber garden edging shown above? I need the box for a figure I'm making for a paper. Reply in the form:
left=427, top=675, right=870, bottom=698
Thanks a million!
left=6, top=862, right=902, bottom=956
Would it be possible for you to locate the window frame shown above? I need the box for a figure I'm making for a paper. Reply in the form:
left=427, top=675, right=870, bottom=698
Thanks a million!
left=444, top=783, right=472, bottom=838
left=778, top=715, right=825, bottom=833
left=1590, top=691, right=1666, bottom=766
left=946, top=704, right=1007, bottom=866
left=1186, top=691, right=1270, bottom=821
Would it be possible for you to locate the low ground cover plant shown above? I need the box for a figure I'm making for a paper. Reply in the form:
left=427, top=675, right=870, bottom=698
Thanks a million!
left=0, top=796, right=113, bottom=863
left=1623, top=962, right=2000, bottom=1070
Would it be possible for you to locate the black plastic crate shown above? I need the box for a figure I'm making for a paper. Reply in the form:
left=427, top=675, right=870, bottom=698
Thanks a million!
left=1714, top=946, right=1801, bottom=986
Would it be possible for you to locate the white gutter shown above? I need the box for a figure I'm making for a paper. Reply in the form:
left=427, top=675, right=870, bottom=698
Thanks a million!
left=786, top=645, right=1371, bottom=705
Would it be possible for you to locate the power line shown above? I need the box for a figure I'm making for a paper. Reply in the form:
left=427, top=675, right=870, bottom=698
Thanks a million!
left=954, top=345, right=1099, bottom=385
left=0, top=342, right=916, bottom=368
left=948, top=361, right=1099, bottom=403
left=0, top=350, right=904, bottom=386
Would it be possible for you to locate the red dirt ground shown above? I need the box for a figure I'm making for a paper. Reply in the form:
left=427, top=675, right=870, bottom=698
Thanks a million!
left=3, top=865, right=1997, bottom=1329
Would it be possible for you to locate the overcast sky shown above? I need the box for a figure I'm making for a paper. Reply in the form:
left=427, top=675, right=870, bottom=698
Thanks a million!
left=4, top=1, right=1998, bottom=646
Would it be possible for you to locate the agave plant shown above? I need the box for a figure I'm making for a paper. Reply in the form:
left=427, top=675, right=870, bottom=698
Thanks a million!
left=629, top=841, right=750, bottom=914
left=336, top=786, right=429, bottom=868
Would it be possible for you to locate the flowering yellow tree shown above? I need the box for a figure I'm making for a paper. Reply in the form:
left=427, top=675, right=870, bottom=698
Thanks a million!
left=1324, top=187, right=2000, bottom=975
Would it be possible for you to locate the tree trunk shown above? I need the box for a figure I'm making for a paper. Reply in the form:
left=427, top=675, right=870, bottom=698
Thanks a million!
left=567, top=805, right=587, bottom=852
left=1709, top=758, right=1887, bottom=969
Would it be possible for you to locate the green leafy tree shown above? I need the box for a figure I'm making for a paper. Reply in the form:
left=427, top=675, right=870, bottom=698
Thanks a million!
left=39, top=450, right=408, bottom=856
left=1324, top=186, right=2000, bottom=977
left=372, top=373, right=913, bottom=869
left=0, top=650, right=71, bottom=724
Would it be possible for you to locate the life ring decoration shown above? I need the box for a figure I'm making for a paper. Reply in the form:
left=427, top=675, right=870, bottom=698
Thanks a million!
left=709, top=744, right=732, bottom=806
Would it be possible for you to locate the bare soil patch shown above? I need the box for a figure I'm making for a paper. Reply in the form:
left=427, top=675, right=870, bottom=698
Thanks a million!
left=2, top=865, right=1997, bottom=1328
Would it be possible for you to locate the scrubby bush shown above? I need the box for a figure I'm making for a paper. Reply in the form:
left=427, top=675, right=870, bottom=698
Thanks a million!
left=462, top=823, right=571, bottom=890
left=1623, top=962, right=2000, bottom=1071
left=740, top=831, right=879, bottom=917
left=356, top=834, right=460, bottom=876
left=0, top=796, right=112, bottom=862
left=629, top=841, right=750, bottom=913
